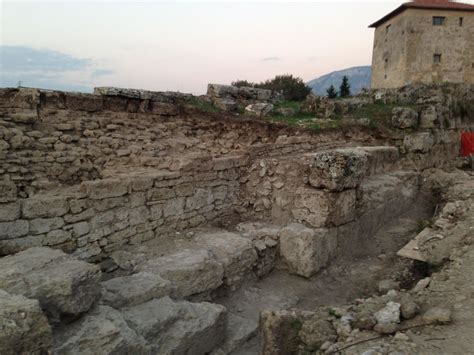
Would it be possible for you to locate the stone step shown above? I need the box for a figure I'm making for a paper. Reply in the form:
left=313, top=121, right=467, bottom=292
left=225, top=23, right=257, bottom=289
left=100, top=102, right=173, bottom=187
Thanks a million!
left=121, top=296, right=227, bottom=354
left=211, top=313, right=258, bottom=355
left=0, top=247, right=101, bottom=320
left=101, top=272, right=172, bottom=309
left=53, top=305, right=149, bottom=354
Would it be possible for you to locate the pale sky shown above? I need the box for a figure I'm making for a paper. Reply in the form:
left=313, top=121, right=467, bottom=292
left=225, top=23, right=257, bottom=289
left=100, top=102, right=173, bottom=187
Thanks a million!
left=0, top=1, right=419, bottom=94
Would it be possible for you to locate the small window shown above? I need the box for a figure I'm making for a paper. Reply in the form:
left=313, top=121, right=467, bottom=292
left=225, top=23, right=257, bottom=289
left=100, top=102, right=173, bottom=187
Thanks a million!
left=433, top=54, right=442, bottom=63
left=459, top=17, right=464, bottom=26
left=433, top=16, right=446, bottom=26
left=386, top=24, right=391, bottom=33
left=384, top=74, right=388, bottom=80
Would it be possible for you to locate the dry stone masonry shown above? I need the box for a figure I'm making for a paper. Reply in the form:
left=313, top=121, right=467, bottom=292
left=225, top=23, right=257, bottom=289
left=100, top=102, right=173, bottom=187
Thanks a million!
left=0, top=83, right=473, bottom=354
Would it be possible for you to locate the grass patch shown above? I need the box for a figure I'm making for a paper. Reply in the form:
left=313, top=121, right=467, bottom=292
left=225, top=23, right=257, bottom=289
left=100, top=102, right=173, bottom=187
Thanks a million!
left=186, top=98, right=219, bottom=113
left=347, top=101, right=417, bottom=127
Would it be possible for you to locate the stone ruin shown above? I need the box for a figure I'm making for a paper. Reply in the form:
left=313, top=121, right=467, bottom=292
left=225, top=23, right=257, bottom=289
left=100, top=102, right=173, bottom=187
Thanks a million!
left=0, top=83, right=473, bottom=354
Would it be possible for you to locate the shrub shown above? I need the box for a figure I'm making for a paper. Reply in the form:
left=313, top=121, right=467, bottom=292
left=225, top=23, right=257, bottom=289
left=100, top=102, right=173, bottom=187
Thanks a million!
left=326, top=85, right=338, bottom=99
left=231, top=80, right=256, bottom=88
left=339, top=76, right=351, bottom=98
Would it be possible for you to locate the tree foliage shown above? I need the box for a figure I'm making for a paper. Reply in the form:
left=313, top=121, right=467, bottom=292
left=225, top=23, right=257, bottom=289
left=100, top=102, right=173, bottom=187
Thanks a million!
left=232, top=74, right=312, bottom=101
left=339, top=76, right=351, bottom=98
left=326, top=85, right=338, bottom=99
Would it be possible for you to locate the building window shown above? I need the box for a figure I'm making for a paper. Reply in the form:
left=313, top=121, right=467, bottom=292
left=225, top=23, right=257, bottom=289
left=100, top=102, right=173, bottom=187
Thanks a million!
left=433, top=54, right=442, bottom=63
left=459, top=17, right=464, bottom=26
left=386, top=24, right=391, bottom=33
left=433, top=16, right=446, bottom=26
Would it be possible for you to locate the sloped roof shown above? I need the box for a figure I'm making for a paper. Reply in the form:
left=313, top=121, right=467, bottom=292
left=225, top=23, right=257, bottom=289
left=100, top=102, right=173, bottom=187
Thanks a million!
left=369, top=0, right=474, bottom=28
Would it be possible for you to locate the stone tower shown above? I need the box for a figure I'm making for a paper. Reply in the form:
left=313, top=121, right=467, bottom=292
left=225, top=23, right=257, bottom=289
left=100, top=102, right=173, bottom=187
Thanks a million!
left=369, top=0, right=474, bottom=89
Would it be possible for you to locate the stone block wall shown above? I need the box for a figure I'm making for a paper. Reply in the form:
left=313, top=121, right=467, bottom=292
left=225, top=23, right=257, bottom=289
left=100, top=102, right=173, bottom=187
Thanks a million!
left=0, top=157, right=247, bottom=261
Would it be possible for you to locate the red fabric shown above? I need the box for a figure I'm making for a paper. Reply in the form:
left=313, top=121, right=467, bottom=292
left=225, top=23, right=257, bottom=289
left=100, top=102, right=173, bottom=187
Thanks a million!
left=461, top=132, right=474, bottom=157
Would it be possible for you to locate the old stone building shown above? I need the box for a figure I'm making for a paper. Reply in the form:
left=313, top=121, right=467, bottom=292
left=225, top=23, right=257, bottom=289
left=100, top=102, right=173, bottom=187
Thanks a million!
left=370, top=0, right=474, bottom=89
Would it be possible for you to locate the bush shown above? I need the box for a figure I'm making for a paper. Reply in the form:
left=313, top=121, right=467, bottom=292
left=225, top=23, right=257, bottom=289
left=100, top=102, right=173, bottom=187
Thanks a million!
left=231, top=80, right=256, bottom=88
left=231, top=74, right=312, bottom=102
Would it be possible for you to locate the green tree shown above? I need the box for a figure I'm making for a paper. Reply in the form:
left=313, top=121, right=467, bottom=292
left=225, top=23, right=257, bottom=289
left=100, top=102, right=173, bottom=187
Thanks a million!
left=326, top=85, right=338, bottom=99
left=256, top=74, right=312, bottom=101
left=339, top=76, right=351, bottom=98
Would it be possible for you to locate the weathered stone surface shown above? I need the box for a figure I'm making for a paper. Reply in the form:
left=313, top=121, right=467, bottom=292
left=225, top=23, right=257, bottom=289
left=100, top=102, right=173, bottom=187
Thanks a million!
left=207, top=84, right=240, bottom=98
left=403, top=132, right=435, bottom=153
left=211, top=313, right=258, bottom=355
left=244, top=103, right=274, bottom=118
left=213, top=97, right=237, bottom=111
left=0, top=247, right=101, bottom=318
left=279, top=223, right=337, bottom=277
left=0, top=201, right=21, bottom=222
left=0, top=289, right=52, bottom=355
left=22, top=196, right=69, bottom=219
left=292, top=188, right=356, bottom=228
left=374, top=302, right=400, bottom=334
left=391, top=107, right=418, bottom=129
left=308, top=148, right=368, bottom=191
left=194, top=231, right=258, bottom=286
left=422, top=307, right=452, bottom=324
left=419, top=105, right=439, bottom=128
left=0, top=219, right=29, bottom=239
left=54, top=305, right=148, bottom=354
left=136, top=249, right=224, bottom=298
left=122, top=297, right=226, bottom=354
left=85, top=179, right=129, bottom=199
left=29, top=217, right=64, bottom=235
left=0, top=180, right=17, bottom=203
left=101, top=272, right=171, bottom=309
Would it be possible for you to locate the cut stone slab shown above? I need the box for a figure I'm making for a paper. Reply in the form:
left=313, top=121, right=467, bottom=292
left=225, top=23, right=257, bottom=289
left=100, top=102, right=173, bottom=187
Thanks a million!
left=0, top=247, right=101, bottom=318
left=292, top=188, right=356, bottom=228
left=279, top=223, right=337, bottom=278
left=101, top=272, right=171, bottom=309
left=194, top=231, right=258, bottom=287
left=136, top=249, right=224, bottom=298
left=54, top=305, right=149, bottom=355
left=211, top=313, right=258, bottom=355
left=0, top=289, right=53, bottom=355
left=308, top=148, right=368, bottom=191
left=122, top=297, right=226, bottom=354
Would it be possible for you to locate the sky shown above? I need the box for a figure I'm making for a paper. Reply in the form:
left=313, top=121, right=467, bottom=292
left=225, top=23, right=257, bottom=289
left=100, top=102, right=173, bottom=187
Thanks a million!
left=0, top=0, right=425, bottom=94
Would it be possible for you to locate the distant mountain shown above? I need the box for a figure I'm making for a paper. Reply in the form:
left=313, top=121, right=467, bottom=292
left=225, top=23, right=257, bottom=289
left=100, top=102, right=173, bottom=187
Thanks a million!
left=307, top=66, right=372, bottom=96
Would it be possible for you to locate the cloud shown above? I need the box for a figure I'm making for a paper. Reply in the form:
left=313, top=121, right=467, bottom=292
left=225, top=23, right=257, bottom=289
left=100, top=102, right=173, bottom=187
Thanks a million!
left=0, top=46, right=113, bottom=92
left=261, top=56, right=281, bottom=62
left=91, top=69, right=115, bottom=78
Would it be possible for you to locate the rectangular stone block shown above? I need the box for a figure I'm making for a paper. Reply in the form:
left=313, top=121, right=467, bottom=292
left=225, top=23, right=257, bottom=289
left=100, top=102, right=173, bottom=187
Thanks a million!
left=0, top=220, right=29, bottom=240
left=0, top=180, right=17, bottom=203
left=85, top=179, right=129, bottom=200
left=279, top=223, right=337, bottom=277
left=0, top=201, right=21, bottom=222
left=30, top=217, right=64, bottom=235
left=22, top=196, right=69, bottom=219
left=292, top=187, right=356, bottom=228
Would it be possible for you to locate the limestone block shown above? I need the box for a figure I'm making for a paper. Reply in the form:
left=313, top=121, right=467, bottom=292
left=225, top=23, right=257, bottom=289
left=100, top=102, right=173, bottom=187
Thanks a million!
left=0, top=180, right=17, bottom=203
left=0, top=247, right=101, bottom=318
left=185, top=188, right=214, bottom=211
left=194, top=231, right=258, bottom=286
left=163, top=197, right=185, bottom=218
left=403, top=132, right=435, bottom=153
left=419, top=105, right=439, bottom=128
left=85, top=179, right=129, bottom=200
left=22, top=196, right=69, bottom=219
left=122, top=297, right=226, bottom=354
left=0, top=220, right=29, bottom=239
left=207, top=84, right=239, bottom=98
left=279, top=223, right=337, bottom=278
left=308, top=148, right=368, bottom=191
left=54, top=305, right=148, bottom=354
left=129, top=206, right=150, bottom=226
left=0, top=290, right=52, bottom=355
left=0, top=201, right=21, bottom=222
left=292, top=188, right=356, bottom=228
left=245, top=103, right=274, bottom=117
left=137, top=249, right=224, bottom=298
left=101, top=272, right=171, bottom=309
left=44, top=229, right=71, bottom=246
left=213, top=97, right=237, bottom=111
left=391, top=107, right=418, bottom=129
left=29, top=217, right=64, bottom=235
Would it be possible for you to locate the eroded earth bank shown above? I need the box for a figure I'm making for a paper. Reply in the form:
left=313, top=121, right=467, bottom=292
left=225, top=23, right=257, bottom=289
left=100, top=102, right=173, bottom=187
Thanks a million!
left=0, top=84, right=473, bottom=354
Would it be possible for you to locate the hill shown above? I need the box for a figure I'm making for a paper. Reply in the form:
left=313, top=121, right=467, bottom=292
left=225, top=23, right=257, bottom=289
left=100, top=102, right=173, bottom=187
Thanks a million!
left=307, top=66, right=371, bottom=96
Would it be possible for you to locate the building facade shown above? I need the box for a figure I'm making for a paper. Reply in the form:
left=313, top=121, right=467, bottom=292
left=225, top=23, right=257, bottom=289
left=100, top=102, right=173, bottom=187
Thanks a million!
left=370, top=0, right=474, bottom=89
